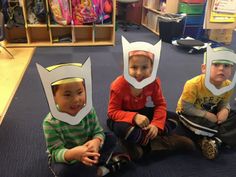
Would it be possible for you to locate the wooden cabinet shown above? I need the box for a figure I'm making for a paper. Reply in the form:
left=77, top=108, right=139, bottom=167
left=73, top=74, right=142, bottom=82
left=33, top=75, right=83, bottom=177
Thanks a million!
left=141, top=0, right=179, bottom=35
left=5, top=0, right=116, bottom=47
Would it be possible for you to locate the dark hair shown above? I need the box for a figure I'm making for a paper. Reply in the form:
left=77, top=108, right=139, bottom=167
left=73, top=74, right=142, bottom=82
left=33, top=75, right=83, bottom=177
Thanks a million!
left=52, top=85, right=59, bottom=96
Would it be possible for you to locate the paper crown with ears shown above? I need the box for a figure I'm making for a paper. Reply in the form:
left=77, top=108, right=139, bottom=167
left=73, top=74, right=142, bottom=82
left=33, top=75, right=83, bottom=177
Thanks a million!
left=36, top=58, right=93, bottom=125
left=205, top=45, right=236, bottom=96
left=122, top=36, right=162, bottom=89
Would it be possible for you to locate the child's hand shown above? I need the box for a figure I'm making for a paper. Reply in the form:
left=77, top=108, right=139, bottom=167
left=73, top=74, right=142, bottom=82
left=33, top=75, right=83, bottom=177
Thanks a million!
left=85, top=138, right=101, bottom=153
left=134, top=114, right=150, bottom=128
left=205, top=112, right=217, bottom=123
left=217, top=108, right=229, bottom=124
left=65, top=145, right=100, bottom=166
left=142, top=125, right=158, bottom=145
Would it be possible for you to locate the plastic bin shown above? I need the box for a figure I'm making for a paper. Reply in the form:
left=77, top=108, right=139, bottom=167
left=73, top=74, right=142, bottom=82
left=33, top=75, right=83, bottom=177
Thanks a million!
left=180, top=0, right=205, bottom=3
left=184, top=26, right=204, bottom=38
left=158, top=14, right=186, bottom=43
left=179, top=3, right=204, bottom=15
left=186, top=15, right=203, bottom=25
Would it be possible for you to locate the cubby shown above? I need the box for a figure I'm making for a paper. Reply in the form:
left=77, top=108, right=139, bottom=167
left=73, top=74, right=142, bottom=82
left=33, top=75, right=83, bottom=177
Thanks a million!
left=141, top=0, right=179, bottom=35
left=4, top=0, right=116, bottom=47
left=5, top=27, right=28, bottom=45
left=73, top=26, right=93, bottom=44
left=94, top=25, right=113, bottom=43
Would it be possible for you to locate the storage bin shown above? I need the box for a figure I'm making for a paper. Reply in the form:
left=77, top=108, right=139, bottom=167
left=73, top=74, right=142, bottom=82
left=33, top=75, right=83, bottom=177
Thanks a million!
left=158, top=14, right=186, bottom=43
left=180, top=0, right=205, bottom=3
left=184, top=26, right=203, bottom=38
left=186, top=15, right=203, bottom=25
left=178, top=3, right=204, bottom=14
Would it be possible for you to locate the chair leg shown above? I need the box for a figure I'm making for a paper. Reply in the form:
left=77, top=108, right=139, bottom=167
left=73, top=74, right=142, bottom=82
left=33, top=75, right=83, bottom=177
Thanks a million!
left=0, top=45, right=14, bottom=59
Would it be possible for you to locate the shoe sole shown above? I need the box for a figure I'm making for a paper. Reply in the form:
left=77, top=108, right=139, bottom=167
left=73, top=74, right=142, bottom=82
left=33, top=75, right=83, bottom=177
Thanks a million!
left=201, top=140, right=218, bottom=160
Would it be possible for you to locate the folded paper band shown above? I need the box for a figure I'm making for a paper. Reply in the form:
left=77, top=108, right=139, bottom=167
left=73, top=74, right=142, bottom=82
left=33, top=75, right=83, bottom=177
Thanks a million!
left=129, top=50, right=154, bottom=61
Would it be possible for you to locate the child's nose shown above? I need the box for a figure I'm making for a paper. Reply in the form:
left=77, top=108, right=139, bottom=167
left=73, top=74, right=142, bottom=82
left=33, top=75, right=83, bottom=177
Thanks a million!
left=219, top=65, right=224, bottom=70
left=136, top=68, right=142, bottom=75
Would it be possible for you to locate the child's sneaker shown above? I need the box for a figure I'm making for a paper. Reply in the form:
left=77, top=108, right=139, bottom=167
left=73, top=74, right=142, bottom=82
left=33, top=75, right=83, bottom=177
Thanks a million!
left=97, top=153, right=130, bottom=176
left=199, top=137, right=221, bottom=160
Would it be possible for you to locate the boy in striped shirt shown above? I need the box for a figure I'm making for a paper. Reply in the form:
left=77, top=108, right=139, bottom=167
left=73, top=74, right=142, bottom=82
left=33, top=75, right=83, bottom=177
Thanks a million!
left=40, top=62, right=129, bottom=177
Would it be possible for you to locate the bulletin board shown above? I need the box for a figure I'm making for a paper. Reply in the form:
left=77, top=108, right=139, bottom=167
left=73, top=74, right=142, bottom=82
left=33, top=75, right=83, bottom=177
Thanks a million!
left=204, top=0, right=236, bottom=29
left=212, top=0, right=236, bottom=14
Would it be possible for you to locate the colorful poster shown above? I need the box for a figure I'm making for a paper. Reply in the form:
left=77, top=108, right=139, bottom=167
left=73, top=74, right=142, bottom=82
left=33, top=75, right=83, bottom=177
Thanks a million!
left=213, top=0, right=236, bottom=14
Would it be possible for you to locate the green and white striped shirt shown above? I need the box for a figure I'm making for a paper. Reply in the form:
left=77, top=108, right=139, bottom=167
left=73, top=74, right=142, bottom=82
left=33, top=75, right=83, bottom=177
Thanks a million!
left=43, top=107, right=105, bottom=163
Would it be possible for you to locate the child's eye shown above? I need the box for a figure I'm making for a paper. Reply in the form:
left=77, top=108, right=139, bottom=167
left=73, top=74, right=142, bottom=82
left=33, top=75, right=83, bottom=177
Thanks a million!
left=213, top=63, right=219, bottom=67
left=64, top=93, right=71, bottom=97
left=130, top=66, right=137, bottom=70
left=224, top=64, right=231, bottom=68
left=77, top=91, right=83, bottom=95
left=142, top=66, right=148, bottom=70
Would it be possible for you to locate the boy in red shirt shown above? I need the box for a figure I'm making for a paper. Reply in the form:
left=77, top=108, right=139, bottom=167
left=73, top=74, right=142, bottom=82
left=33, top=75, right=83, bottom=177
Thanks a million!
left=107, top=37, right=195, bottom=160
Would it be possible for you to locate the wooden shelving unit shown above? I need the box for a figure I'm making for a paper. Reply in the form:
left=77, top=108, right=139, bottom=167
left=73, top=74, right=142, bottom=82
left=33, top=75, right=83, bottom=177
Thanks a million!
left=5, top=0, right=116, bottom=47
left=141, top=0, right=179, bottom=35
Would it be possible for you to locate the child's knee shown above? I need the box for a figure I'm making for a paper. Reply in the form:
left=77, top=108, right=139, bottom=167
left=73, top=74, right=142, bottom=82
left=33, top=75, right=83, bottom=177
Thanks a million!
left=124, top=126, right=146, bottom=144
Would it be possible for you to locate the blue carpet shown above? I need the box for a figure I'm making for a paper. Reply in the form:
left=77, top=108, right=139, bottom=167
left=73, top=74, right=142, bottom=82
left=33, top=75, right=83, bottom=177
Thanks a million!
left=1, top=27, right=236, bottom=177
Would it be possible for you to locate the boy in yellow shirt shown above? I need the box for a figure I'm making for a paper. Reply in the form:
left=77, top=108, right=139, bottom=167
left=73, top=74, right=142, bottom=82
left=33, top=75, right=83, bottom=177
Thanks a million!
left=177, top=46, right=236, bottom=160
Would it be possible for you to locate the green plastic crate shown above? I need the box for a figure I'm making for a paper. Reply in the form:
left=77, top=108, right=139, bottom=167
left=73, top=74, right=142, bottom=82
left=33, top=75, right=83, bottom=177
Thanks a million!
left=178, top=3, right=204, bottom=15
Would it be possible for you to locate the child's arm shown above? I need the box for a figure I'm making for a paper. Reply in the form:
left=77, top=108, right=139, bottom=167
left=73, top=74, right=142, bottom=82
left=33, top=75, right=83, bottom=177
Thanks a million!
left=43, top=119, right=71, bottom=163
left=217, top=108, right=230, bottom=124
left=151, top=78, right=167, bottom=130
left=217, top=101, right=231, bottom=124
left=182, top=101, right=217, bottom=123
left=89, top=108, right=105, bottom=148
left=108, top=88, right=137, bottom=124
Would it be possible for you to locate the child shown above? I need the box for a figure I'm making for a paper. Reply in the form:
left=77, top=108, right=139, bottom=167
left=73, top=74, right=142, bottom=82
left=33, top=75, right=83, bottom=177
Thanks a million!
left=37, top=60, right=130, bottom=177
left=176, top=46, right=236, bottom=160
left=107, top=37, right=195, bottom=160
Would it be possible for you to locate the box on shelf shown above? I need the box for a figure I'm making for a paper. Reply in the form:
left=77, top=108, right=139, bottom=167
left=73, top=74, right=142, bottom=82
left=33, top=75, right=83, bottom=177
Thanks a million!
left=208, top=29, right=233, bottom=44
left=180, top=0, right=205, bottom=3
left=178, top=3, right=204, bottom=15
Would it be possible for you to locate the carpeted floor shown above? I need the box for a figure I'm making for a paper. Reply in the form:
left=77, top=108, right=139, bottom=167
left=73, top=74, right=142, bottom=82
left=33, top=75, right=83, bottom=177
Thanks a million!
left=1, top=27, right=236, bottom=177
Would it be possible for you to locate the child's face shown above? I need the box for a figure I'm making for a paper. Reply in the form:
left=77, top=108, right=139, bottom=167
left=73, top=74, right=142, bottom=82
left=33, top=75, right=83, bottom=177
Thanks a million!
left=54, top=81, right=86, bottom=116
left=210, top=63, right=233, bottom=86
left=128, top=55, right=153, bottom=82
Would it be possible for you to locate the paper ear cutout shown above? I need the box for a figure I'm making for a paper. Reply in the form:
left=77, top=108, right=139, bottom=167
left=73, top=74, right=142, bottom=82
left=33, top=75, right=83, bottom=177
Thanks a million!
left=205, top=45, right=236, bottom=96
left=122, top=36, right=162, bottom=89
left=36, top=58, right=93, bottom=125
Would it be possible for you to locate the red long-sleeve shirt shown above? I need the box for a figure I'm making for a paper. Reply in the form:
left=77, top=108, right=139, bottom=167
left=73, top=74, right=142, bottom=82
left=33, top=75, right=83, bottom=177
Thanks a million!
left=107, top=76, right=167, bottom=130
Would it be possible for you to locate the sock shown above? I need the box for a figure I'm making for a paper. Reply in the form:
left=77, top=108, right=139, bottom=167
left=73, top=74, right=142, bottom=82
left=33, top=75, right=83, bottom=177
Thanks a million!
left=97, top=166, right=110, bottom=177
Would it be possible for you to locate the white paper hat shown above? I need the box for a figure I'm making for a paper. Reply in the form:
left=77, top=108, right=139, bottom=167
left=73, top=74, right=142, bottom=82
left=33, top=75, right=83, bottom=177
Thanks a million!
left=205, top=45, right=236, bottom=96
left=122, top=36, right=162, bottom=89
left=36, top=58, right=93, bottom=125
